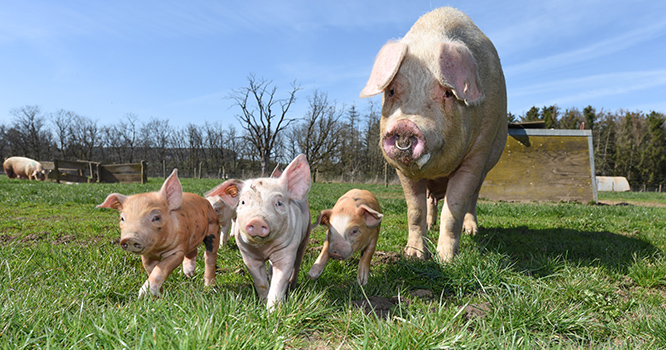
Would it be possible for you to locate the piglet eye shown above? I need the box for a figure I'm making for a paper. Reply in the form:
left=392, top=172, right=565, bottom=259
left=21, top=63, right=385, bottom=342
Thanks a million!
left=444, top=89, right=453, bottom=98
left=152, top=215, right=161, bottom=222
left=387, top=88, right=395, bottom=98
left=240, top=200, right=245, bottom=205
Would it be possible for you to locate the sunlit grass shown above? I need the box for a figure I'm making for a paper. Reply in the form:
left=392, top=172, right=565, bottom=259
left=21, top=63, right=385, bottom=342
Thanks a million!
left=1, top=176, right=666, bottom=348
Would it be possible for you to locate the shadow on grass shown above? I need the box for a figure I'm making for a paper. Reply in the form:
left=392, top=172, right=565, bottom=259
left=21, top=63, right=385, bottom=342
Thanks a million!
left=474, top=225, right=660, bottom=276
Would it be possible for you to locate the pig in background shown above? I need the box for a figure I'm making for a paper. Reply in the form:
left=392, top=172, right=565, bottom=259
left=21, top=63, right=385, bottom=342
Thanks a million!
left=207, top=154, right=311, bottom=310
left=3, top=156, right=47, bottom=181
left=307, top=189, right=383, bottom=286
left=360, top=7, right=507, bottom=262
left=97, top=169, right=220, bottom=298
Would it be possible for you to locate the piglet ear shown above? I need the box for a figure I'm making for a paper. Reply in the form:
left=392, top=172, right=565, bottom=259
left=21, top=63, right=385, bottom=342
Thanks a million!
left=438, top=41, right=484, bottom=105
left=311, top=209, right=332, bottom=230
left=270, top=164, right=282, bottom=178
left=205, top=179, right=244, bottom=207
left=360, top=41, right=408, bottom=98
left=160, top=168, right=183, bottom=211
left=97, top=193, right=128, bottom=211
left=279, top=154, right=310, bottom=201
left=358, top=204, right=383, bottom=228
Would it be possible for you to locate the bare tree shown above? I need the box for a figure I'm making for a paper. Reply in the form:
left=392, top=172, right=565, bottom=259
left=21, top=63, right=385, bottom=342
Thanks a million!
left=9, top=105, right=52, bottom=160
left=51, top=109, right=75, bottom=159
left=119, top=113, right=139, bottom=163
left=71, top=115, right=100, bottom=160
left=230, top=74, right=301, bottom=176
left=291, top=90, right=343, bottom=171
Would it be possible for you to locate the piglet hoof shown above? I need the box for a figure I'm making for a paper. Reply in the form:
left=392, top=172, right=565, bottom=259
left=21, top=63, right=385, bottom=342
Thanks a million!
left=183, top=261, right=196, bottom=278
left=307, top=265, right=324, bottom=280
left=357, top=267, right=369, bottom=286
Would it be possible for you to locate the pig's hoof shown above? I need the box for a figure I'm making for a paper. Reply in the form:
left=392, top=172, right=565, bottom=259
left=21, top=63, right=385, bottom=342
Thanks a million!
left=403, top=246, right=428, bottom=259
left=357, top=269, right=369, bottom=286
left=463, top=222, right=478, bottom=235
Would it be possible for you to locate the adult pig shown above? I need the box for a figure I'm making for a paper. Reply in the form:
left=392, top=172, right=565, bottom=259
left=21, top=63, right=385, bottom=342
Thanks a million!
left=307, top=189, right=383, bottom=286
left=97, top=169, right=220, bottom=297
left=3, top=156, right=47, bottom=180
left=360, top=7, right=507, bottom=261
left=208, top=154, right=311, bottom=310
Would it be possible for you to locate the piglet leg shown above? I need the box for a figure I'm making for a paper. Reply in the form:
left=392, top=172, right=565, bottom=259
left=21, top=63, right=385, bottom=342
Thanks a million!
left=139, top=252, right=185, bottom=298
left=357, top=235, right=378, bottom=286
left=307, top=239, right=330, bottom=280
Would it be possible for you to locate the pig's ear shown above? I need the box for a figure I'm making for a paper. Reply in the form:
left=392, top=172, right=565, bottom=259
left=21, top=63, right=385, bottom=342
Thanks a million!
left=360, top=41, right=408, bottom=98
left=311, top=209, right=332, bottom=230
left=97, top=193, right=128, bottom=211
left=161, top=169, right=183, bottom=211
left=280, top=154, right=310, bottom=201
left=270, top=165, right=282, bottom=178
left=205, top=179, right=244, bottom=207
left=358, top=205, right=383, bottom=228
left=437, top=41, right=484, bottom=105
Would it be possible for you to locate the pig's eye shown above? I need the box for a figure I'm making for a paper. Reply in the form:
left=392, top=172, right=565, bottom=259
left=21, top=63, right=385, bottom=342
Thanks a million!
left=120, top=215, right=125, bottom=222
left=276, top=200, right=283, bottom=207
left=444, top=89, right=453, bottom=98
left=152, top=215, right=161, bottom=222
left=349, top=227, right=361, bottom=236
left=240, top=200, right=245, bottom=206
left=387, top=88, right=395, bottom=98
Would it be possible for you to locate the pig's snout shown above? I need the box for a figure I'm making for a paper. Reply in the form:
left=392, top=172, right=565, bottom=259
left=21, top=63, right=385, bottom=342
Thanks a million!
left=120, top=237, right=144, bottom=253
left=329, top=249, right=345, bottom=260
left=382, top=120, right=426, bottom=165
left=245, top=217, right=270, bottom=238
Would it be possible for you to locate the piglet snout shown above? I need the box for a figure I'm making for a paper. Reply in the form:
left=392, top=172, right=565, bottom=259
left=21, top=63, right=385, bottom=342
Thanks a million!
left=120, top=237, right=144, bottom=253
left=245, top=217, right=270, bottom=237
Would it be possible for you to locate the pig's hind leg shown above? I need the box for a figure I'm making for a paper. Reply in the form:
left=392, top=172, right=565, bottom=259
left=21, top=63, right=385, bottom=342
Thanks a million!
left=203, top=233, right=219, bottom=286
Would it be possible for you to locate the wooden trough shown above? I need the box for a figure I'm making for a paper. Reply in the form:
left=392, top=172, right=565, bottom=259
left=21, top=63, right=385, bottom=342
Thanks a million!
left=480, top=128, right=597, bottom=202
left=42, top=160, right=147, bottom=184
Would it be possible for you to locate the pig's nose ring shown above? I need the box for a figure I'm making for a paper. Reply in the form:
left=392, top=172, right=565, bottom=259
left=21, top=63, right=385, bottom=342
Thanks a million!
left=395, top=137, right=413, bottom=150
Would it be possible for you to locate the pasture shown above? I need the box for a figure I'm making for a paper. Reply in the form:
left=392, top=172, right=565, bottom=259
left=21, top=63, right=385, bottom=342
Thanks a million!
left=1, top=176, right=666, bottom=349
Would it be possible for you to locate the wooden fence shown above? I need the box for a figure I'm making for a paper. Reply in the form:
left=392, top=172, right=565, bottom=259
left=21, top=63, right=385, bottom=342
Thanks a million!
left=42, top=160, right=146, bottom=184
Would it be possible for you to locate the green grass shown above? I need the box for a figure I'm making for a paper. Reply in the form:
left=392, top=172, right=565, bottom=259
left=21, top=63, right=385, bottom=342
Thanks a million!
left=1, top=177, right=666, bottom=348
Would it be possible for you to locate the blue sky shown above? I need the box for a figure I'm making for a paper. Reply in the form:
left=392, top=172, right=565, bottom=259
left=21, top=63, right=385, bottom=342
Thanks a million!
left=1, top=0, right=665, bottom=130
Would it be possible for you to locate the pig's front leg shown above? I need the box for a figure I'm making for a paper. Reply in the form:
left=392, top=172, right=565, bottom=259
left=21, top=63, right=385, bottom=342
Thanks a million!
left=266, top=258, right=296, bottom=311
left=357, top=234, right=378, bottom=286
left=438, top=167, right=483, bottom=262
left=397, top=171, right=428, bottom=259
left=244, top=257, right=269, bottom=301
left=307, top=238, right=330, bottom=280
left=139, top=252, right=185, bottom=298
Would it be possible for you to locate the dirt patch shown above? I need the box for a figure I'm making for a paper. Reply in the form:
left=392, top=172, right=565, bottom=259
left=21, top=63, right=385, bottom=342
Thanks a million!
left=352, top=296, right=395, bottom=319
left=597, top=200, right=666, bottom=208
left=20, top=231, right=50, bottom=243
left=372, top=251, right=402, bottom=265
left=462, top=302, right=491, bottom=320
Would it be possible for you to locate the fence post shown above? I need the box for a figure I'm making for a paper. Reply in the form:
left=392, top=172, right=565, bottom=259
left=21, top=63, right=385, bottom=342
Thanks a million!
left=54, top=159, right=61, bottom=184
left=313, top=168, right=318, bottom=183
left=198, top=162, right=202, bottom=179
left=141, top=160, right=147, bottom=184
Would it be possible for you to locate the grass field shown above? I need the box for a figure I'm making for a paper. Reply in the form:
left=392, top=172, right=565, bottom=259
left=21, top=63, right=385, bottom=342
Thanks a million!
left=1, top=176, right=666, bottom=349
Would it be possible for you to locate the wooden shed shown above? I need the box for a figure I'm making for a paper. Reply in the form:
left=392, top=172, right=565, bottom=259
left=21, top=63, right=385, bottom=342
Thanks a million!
left=480, top=128, right=597, bottom=202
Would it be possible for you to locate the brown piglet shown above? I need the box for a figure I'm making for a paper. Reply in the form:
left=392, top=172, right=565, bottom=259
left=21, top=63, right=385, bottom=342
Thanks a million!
left=97, top=169, right=220, bottom=297
left=307, top=189, right=383, bottom=286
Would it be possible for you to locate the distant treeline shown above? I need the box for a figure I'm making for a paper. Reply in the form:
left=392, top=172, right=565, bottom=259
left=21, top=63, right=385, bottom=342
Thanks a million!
left=2, top=102, right=665, bottom=188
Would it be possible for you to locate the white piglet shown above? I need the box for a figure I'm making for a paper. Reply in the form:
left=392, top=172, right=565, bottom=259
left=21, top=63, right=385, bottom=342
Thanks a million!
left=206, top=154, right=311, bottom=310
